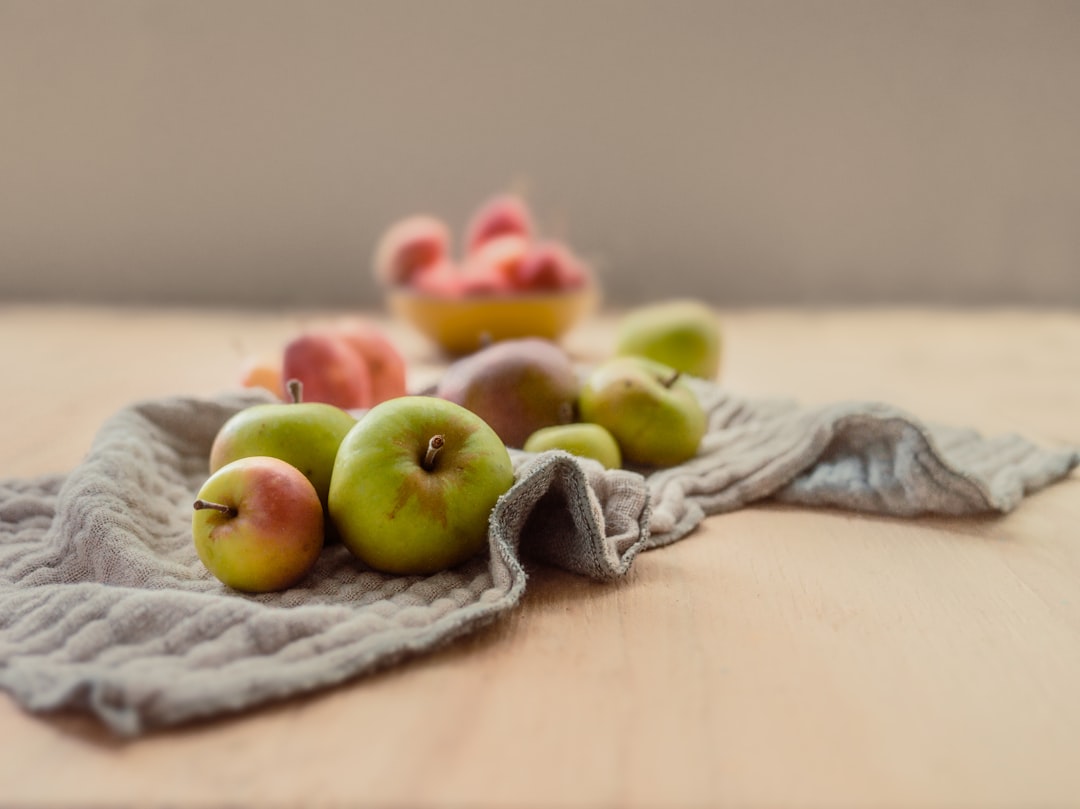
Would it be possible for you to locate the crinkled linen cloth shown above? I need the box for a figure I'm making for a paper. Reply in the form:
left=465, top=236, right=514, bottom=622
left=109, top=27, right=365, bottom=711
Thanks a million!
left=1, top=379, right=1076, bottom=735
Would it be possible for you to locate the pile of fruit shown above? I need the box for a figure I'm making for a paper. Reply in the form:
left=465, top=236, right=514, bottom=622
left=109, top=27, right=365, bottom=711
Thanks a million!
left=371, top=193, right=600, bottom=355
left=238, top=319, right=408, bottom=411
left=433, top=299, right=720, bottom=471
left=194, top=386, right=514, bottom=591
left=191, top=196, right=723, bottom=594
left=374, top=193, right=590, bottom=297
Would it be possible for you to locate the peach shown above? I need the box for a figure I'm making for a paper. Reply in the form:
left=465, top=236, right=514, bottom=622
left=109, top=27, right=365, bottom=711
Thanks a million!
left=281, top=331, right=373, bottom=410
left=464, top=193, right=534, bottom=254
left=411, top=261, right=467, bottom=298
left=239, top=355, right=285, bottom=398
left=373, top=215, right=451, bottom=287
left=461, top=235, right=529, bottom=291
left=516, top=241, right=589, bottom=291
left=459, top=270, right=511, bottom=296
left=334, top=320, right=409, bottom=405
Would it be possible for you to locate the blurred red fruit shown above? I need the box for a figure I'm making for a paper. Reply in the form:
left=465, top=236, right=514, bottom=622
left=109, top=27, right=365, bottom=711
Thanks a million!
left=516, top=241, right=589, bottom=291
left=282, top=332, right=373, bottom=410
left=335, top=320, right=408, bottom=405
left=411, top=261, right=467, bottom=297
left=464, top=194, right=534, bottom=254
left=373, top=215, right=451, bottom=287
left=460, top=235, right=528, bottom=293
left=459, top=270, right=511, bottom=296
left=239, top=355, right=285, bottom=398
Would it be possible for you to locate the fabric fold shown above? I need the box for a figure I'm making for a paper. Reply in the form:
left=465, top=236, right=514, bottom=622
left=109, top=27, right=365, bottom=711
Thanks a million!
left=0, top=392, right=647, bottom=735
left=1, top=381, right=1076, bottom=734
left=644, top=381, right=1078, bottom=547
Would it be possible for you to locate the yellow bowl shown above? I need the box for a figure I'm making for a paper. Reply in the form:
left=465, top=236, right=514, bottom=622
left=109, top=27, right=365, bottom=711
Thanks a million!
left=387, top=284, right=600, bottom=356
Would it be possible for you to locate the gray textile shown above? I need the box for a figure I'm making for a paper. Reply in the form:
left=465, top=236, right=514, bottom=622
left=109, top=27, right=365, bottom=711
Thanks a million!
left=1, top=384, right=1076, bottom=736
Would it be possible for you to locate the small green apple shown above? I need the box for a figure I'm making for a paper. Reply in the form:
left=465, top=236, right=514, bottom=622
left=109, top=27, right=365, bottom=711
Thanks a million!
left=522, top=422, right=622, bottom=470
left=210, top=380, right=357, bottom=516
left=328, top=396, right=516, bottom=575
left=192, top=456, right=324, bottom=593
left=615, top=299, right=722, bottom=380
left=578, top=356, right=707, bottom=468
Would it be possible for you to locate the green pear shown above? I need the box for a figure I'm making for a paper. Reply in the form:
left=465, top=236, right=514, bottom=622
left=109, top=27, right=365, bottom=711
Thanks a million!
left=522, top=423, right=622, bottom=470
left=578, top=356, right=706, bottom=468
left=209, top=380, right=357, bottom=517
left=615, top=299, right=722, bottom=380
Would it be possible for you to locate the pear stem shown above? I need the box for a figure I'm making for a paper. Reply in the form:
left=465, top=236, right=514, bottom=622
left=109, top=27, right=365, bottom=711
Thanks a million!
left=662, top=370, right=682, bottom=389
left=422, top=435, right=445, bottom=471
left=286, top=378, right=303, bottom=404
left=193, top=499, right=237, bottom=517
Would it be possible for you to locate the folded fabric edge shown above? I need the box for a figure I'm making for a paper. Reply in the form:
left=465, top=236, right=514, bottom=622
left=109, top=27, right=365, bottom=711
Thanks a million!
left=508, top=450, right=650, bottom=581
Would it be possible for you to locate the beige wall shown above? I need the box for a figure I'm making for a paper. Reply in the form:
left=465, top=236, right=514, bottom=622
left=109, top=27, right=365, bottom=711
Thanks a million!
left=2, top=0, right=1079, bottom=308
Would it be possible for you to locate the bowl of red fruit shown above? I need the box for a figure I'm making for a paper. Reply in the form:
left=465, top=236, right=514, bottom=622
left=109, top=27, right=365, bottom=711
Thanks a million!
left=373, top=194, right=600, bottom=356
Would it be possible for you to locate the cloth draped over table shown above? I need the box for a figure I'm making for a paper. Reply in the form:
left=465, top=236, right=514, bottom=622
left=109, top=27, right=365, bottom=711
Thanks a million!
left=0, top=380, right=1076, bottom=735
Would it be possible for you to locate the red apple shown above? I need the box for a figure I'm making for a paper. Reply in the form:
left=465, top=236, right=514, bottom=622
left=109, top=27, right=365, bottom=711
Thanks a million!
left=192, top=456, right=324, bottom=593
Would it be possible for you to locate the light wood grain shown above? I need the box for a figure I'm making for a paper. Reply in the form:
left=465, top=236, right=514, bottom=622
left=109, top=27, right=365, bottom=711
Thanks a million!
left=1, top=304, right=1078, bottom=808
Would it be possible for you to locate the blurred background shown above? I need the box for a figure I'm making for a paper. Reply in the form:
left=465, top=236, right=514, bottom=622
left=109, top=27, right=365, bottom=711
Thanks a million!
left=2, top=0, right=1078, bottom=309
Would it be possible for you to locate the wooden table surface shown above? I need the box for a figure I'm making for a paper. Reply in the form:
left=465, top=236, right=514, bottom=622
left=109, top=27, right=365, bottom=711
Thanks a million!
left=1, top=303, right=1078, bottom=809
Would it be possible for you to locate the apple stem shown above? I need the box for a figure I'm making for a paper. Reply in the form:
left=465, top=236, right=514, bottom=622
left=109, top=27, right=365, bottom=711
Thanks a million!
left=662, top=370, right=682, bottom=388
left=558, top=401, right=575, bottom=424
left=286, top=378, right=303, bottom=404
left=422, top=434, right=445, bottom=471
left=193, top=499, right=237, bottom=518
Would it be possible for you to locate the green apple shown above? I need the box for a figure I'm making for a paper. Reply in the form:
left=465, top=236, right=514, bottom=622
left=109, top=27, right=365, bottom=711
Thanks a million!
left=192, top=456, right=324, bottom=593
left=522, top=422, right=622, bottom=470
left=328, top=396, right=516, bottom=575
left=578, top=356, right=707, bottom=468
left=615, top=299, right=722, bottom=380
left=210, top=380, right=357, bottom=516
